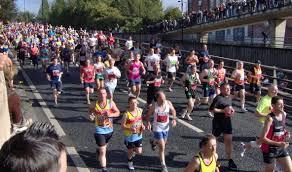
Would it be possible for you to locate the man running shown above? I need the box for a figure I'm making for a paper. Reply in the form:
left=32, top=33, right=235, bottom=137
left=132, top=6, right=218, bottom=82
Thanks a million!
left=94, top=55, right=105, bottom=90
left=181, top=65, right=201, bottom=121
left=241, top=85, right=278, bottom=156
left=215, top=60, right=227, bottom=95
left=184, top=134, right=219, bottom=172
left=200, top=59, right=217, bottom=117
left=231, top=61, right=248, bottom=112
left=260, top=96, right=292, bottom=172
left=146, top=91, right=177, bottom=172
left=164, top=48, right=179, bottom=92
left=89, top=88, right=120, bottom=172
left=146, top=65, right=164, bottom=109
left=121, top=97, right=145, bottom=170
left=80, top=58, right=95, bottom=104
left=126, top=53, right=146, bottom=98
left=248, top=60, right=263, bottom=103
left=144, top=48, right=161, bottom=74
left=46, top=57, right=63, bottom=105
left=209, top=83, right=237, bottom=170
left=104, top=58, right=121, bottom=99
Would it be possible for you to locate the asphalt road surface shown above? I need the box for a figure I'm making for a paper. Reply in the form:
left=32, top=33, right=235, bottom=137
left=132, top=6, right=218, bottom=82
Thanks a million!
left=20, top=63, right=292, bottom=172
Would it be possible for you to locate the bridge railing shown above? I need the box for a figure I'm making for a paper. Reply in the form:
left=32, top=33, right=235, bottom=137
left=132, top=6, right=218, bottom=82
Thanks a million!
left=116, top=38, right=292, bottom=105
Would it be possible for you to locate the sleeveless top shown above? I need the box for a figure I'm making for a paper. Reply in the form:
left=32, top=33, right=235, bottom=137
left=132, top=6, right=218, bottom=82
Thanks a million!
left=261, top=112, right=286, bottom=153
left=153, top=102, right=170, bottom=132
left=204, top=69, right=215, bottom=87
left=186, top=73, right=200, bottom=90
left=250, top=67, right=262, bottom=84
left=195, top=153, right=216, bottom=172
left=94, top=99, right=113, bottom=134
left=234, top=69, right=245, bottom=85
left=124, top=108, right=143, bottom=142
left=128, top=60, right=141, bottom=80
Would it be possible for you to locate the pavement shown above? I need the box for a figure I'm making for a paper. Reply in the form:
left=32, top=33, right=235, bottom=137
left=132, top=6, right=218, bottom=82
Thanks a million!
left=17, top=62, right=292, bottom=172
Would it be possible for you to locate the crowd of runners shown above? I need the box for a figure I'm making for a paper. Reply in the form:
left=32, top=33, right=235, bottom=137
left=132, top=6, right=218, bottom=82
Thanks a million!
left=0, top=22, right=291, bottom=172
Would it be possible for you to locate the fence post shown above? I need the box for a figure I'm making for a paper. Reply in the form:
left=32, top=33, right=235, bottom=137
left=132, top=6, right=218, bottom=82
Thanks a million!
left=273, top=66, right=277, bottom=85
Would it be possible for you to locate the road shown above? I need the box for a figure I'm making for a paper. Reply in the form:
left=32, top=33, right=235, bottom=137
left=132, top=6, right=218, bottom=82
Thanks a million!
left=19, top=63, right=292, bottom=172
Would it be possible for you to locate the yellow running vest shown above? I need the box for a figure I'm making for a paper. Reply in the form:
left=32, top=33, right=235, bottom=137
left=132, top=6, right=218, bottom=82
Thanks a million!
left=94, top=99, right=112, bottom=128
left=124, top=108, right=143, bottom=136
left=197, top=153, right=216, bottom=172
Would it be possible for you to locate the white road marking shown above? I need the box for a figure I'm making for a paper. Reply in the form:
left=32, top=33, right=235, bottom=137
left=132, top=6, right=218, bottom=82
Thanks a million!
left=119, top=88, right=205, bottom=134
left=20, top=67, right=90, bottom=172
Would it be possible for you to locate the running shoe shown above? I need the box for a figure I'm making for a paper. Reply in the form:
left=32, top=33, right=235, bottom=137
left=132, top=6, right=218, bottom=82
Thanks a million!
left=208, top=112, right=214, bottom=118
left=228, top=159, right=237, bottom=170
left=186, top=113, right=193, bottom=121
left=181, top=110, right=187, bottom=119
left=168, top=87, right=173, bottom=92
left=150, top=139, right=157, bottom=151
left=241, top=107, right=248, bottom=112
left=101, top=167, right=107, bottom=172
left=128, top=161, right=135, bottom=170
left=240, top=142, right=246, bottom=157
left=161, top=165, right=168, bottom=172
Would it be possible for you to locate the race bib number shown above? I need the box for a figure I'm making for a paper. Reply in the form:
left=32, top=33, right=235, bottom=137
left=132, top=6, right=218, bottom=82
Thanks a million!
left=108, top=74, right=115, bottom=80
left=132, top=68, right=139, bottom=75
left=191, top=83, right=197, bottom=90
left=256, top=74, right=262, bottom=79
left=170, top=61, right=176, bottom=67
left=154, top=78, right=162, bottom=87
left=95, top=111, right=110, bottom=127
left=157, top=114, right=168, bottom=123
left=52, top=70, right=60, bottom=76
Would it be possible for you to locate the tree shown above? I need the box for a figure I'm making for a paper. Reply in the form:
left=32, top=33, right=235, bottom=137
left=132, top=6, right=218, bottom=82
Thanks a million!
left=164, top=7, right=182, bottom=20
left=16, top=11, right=36, bottom=22
left=0, top=0, right=17, bottom=21
left=37, top=0, right=50, bottom=23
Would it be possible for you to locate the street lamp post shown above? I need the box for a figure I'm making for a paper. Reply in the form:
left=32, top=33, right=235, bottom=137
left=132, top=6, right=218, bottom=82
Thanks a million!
left=178, top=0, right=184, bottom=44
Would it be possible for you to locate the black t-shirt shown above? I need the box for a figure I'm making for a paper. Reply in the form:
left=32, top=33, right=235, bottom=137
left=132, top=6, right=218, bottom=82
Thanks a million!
left=209, top=94, right=232, bottom=118
left=146, top=72, right=162, bottom=88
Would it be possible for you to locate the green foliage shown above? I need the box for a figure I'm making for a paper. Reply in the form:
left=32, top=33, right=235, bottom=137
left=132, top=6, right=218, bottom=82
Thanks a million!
left=0, top=0, right=17, bottom=21
left=37, top=0, right=50, bottom=23
left=164, top=7, right=182, bottom=20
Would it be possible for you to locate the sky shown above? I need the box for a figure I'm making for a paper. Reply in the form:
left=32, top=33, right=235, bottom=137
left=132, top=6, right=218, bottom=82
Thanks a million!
left=16, top=0, right=188, bottom=14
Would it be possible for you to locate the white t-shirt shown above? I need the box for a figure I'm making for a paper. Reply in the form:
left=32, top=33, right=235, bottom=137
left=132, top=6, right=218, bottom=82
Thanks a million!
left=145, top=54, right=160, bottom=72
left=88, top=37, right=97, bottom=47
left=165, top=55, right=178, bottom=73
left=104, top=67, right=121, bottom=88
left=125, top=40, right=133, bottom=50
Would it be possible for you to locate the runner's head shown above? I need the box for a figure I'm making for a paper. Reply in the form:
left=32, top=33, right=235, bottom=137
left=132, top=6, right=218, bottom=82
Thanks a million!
left=199, top=134, right=217, bottom=157
left=170, top=48, right=175, bottom=56
left=271, top=96, right=284, bottom=112
left=255, top=60, right=261, bottom=68
left=268, top=84, right=278, bottom=97
left=85, top=58, right=91, bottom=66
left=149, top=48, right=154, bottom=55
left=218, top=60, right=224, bottom=69
left=220, top=83, right=231, bottom=96
left=96, top=55, right=102, bottom=63
left=52, top=57, right=58, bottom=65
left=134, top=53, right=140, bottom=61
left=97, top=88, right=107, bottom=101
left=128, top=96, right=138, bottom=110
left=190, top=64, right=197, bottom=74
left=154, top=64, right=160, bottom=74
left=236, top=61, right=243, bottom=69
left=208, top=59, right=214, bottom=69
left=109, top=58, right=115, bottom=67
left=155, top=91, right=166, bottom=104
left=190, top=50, right=195, bottom=55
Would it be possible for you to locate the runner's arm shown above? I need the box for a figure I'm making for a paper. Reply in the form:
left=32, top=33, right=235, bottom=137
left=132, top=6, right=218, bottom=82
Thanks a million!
left=168, top=101, right=177, bottom=120
left=260, top=116, right=281, bottom=146
left=108, top=101, right=120, bottom=118
left=183, top=157, right=200, bottom=172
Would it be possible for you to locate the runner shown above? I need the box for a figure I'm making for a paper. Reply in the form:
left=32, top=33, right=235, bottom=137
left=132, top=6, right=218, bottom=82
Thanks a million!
left=80, top=58, right=95, bottom=104
left=104, top=58, right=121, bottom=100
left=209, top=83, right=238, bottom=170
left=184, top=134, right=219, bottom=172
left=200, top=59, right=217, bottom=117
left=146, top=65, right=164, bottom=109
left=181, top=65, right=201, bottom=121
left=39, top=44, right=50, bottom=72
left=125, top=36, right=133, bottom=50
left=260, top=96, right=292, bottom=172
left=107, top=33, right=115, bottom=49
left=89, top=88, right=120, bottom=172
left=185, top=50, right=199, bottom=74
left=231, top=61, right=248, bottom=112
left=146, top=91, right=177, bottom=172
left=248, top=60, right=263, bottom=103
left=215, top=60, right=227, bottom=95
left=121, top=97, right=145, bottom=170
left=164, top=48, right=179, bottom=92
left=241, top=85, right=278, bottom=156
left=30, top=43, right=39, bottom=70
left=79, top=44, right=87, bottom=66
left=60, top=43, right=71, bottom=75
left=144, top=47, right=161, bottom=74
left=46, top=57, right=63, bottom=105
left=126, top=53, right=146, bottom=98
left=94, top=55, right=105, bottom=90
